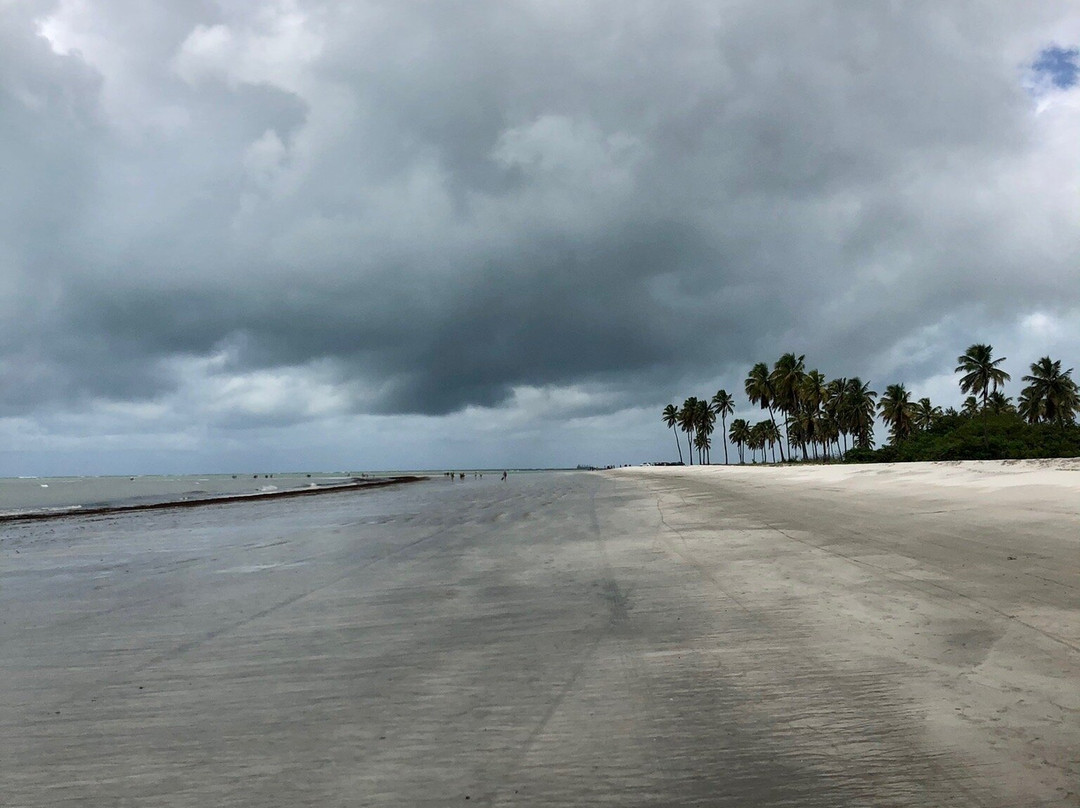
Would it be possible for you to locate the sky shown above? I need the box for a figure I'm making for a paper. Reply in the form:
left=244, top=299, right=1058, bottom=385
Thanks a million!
left=1, top=1, right=1079, bottom=475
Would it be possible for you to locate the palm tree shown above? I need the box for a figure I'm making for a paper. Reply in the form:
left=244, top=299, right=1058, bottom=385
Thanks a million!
left=913, top=398, right=942, bottom=431
left=816, top=412, right=839, bottom=461
left=845, top=377, right=878, bottom=449
left=749, top=421, right=769, bottom=463
left=825, top=378, right=848, bottom=453
left=1017, top=389, right=1041, bottom=425
left=771, top=353, right=805, bottom=460
left=694, top=428, right=711, bottom=464
left=879, top=383, right=915, bottom=445
left=800, top=369, right=828, bottom=458
left=956, top=344, right=1010, bottom=449
left=763, top=419, right=782, bottom=463
left=729, top=418, right=750, bottom=464
left=694, top=398, right=715, bottom=464
left=679, top=397, right=699, bottom=465
left=1021, top=356, right=1080, bottom=429
left=662, top=404, right=684, bottom=464
left=986, top=390, right=1015, bottom=415
left=961, top=396, right=980, bottom=417
left=711, top=389, right=735, bottom=464
left=791, top=406, right=816, bottom=460
left=787, top=415, right=807, bottom=461
left=745, top=362, right=786, bottom=462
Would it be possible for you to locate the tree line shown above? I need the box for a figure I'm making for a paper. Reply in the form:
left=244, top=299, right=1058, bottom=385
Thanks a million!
left=662, top=345, right=1079, bottom=465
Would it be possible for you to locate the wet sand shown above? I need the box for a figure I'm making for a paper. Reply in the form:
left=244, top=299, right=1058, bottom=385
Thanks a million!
left=1, top=464, right=1077, bottom=805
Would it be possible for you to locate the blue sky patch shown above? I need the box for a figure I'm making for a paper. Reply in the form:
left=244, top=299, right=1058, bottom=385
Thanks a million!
left=1032, top=45, right=1079, bottom=89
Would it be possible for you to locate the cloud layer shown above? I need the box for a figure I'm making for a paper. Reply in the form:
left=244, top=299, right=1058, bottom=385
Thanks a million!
left=2, top=1, right=1080, bottom=471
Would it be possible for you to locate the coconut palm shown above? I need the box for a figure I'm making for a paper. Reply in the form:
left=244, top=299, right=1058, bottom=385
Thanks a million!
left=678, top=397, right=699, bottom=465
left=771, top=353, right=805, bottom=460
left=956, top=344, right=1010, bottom=449
left=961, top=396, right=980, bottom=417
left=800, top=369, right=828, bottom=458
left=1017, top=390, right=1039, bottom=424
left=791, top=406, right=816, bottom=459
left=745, top=362, right=786, bottom=462
left=693, top=428, right=711, bottom=464
left=986, top=390, right=1015, bottom=415
left=825, top=378, right=848, bottom=453
left=662, top=404, right=684, bottom=464
left=762, top=419, right=782, bottom=463
left=816, top=412, right=840, bottom=461
left=845, top=377, right=878, bottom=449
left=729, top=418, right=751, bottom=464
left=787, top=415, right=807, bottom=460
left=695, top=398, right=715, bottom=464
left=913, top=398, right=942, bottom=431
left=1021, top=356, right=1079, bottom=429
left=749, top=421, right=769, bottom=463
left=800, top=369, right=827, bottom=414
left=710, top=389, right=735, bottom=464
left=879, top=383, right=915, bottom=445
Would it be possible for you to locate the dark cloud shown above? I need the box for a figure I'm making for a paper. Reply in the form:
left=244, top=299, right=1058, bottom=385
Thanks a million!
left=1, top=1, right=1079, bottom=470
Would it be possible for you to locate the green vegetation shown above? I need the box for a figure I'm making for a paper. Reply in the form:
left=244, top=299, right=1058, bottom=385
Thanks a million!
left=846, top=412, right=1080, bottom=462
left=662, top=346, right=1079, bottom=464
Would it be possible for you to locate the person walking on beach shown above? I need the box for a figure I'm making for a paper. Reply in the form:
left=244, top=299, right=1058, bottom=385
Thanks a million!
left=501, top=470, right=507, bottom=481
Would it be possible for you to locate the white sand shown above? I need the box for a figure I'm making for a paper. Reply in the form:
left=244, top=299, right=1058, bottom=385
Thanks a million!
left=613, top=459, right=1080, bottom=805
left=635, top=456, right=1080, bottom=487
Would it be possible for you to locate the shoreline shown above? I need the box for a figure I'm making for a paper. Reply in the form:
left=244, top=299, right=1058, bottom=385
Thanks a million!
left=625, top=456, right=1080, bottom=487
left=0, top=474, right=427, bottom=524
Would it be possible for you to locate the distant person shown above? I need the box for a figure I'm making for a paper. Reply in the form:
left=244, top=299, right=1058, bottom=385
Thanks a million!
left=501, top=470, right=507, bottom=481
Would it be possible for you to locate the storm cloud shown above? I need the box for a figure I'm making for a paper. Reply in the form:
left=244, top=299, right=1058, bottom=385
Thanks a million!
left=2, top=1, right=1079, bottom=472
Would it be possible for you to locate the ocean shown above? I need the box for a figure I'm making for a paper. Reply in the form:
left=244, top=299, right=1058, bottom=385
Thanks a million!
left=0, top=472, right=377, bottom=518
left=0, top=469, right=547, bottom=518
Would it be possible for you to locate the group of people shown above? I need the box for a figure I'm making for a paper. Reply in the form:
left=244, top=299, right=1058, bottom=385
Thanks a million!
left=442, top=470, right=509, bottom=481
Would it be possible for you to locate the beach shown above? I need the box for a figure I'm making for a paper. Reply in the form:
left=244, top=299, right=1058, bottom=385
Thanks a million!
left=1, top=462, right=1077, bottom=805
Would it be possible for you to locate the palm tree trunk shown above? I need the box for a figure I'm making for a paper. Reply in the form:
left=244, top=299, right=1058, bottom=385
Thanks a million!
left=721, top=416, right=729, bottom=464
left=982, top=387, right=989, bottom=450
left=671, top=426, right=683, bottom=464
left=786, top=412, right=794, bottom=464
left=768, top=407, right=786, bottom=462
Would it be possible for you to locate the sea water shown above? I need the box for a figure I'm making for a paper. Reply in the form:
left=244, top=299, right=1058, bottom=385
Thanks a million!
left=0, top=473, right=370, bottom=518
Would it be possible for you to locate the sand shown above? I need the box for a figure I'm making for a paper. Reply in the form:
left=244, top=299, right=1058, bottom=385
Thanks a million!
left=1, top=462, right=1077, bottom=805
